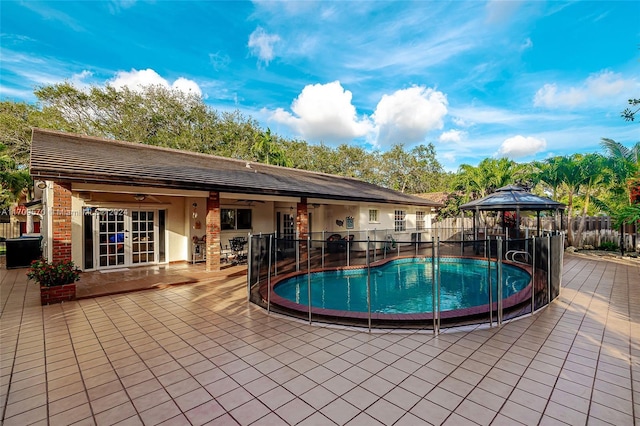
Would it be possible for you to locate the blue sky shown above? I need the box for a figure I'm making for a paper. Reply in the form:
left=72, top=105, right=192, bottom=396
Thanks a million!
left=1, top=1, right=638, bottom=171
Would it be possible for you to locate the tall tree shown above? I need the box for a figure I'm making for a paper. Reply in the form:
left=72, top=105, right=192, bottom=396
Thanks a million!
left=572, top=154, right=611, bottom=245
left=0, top=144, right=31, bottom=207
left=250, top=128, right=291, bottom=167
left=600, top=138, right=640, bottom=204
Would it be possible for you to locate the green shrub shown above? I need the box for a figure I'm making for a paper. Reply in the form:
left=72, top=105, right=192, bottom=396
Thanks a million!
left=27, top=258, right=81, bottom=287
left=598, top=241, right=619, bottom=251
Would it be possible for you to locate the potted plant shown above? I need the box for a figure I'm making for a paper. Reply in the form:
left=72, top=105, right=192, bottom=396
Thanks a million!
left=27, top=258, right=81, bottom=305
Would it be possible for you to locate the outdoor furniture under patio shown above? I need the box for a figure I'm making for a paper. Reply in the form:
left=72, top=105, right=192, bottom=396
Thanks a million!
left=229, top=237, right=248, bottom=264
left=326, top=233, right=354, bottom=253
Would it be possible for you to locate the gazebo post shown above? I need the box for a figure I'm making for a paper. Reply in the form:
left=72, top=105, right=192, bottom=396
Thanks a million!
left=536, top=211, right=541, bottom=237
left=473, top=209, right=477, bottom=239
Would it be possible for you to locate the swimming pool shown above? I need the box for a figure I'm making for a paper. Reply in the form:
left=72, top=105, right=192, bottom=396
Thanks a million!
left=268, top=257, right=531, bottom=321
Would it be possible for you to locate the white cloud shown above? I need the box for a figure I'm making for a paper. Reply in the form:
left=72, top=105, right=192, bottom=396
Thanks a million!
left=209, top=52, right=231, bottom=71
left=533, top=70, right=638, bottom=109
left=439, top=129, right=466, bottom=143
left=269, top=82, right=448, bottom=146
left=497, top=135, right=547, bottom=159
left=108, top=68, right=202, bottom=96
left=108, top=0, right=136, bottom=14
left=373, top=86, right=448, bottom=147
left=533, top=83, right=587, bottom=109
left=451, top=116, right=471, bottom=127
left=269, top=81, right=373, bottom=142
left=485, top=0, right=522, bottom=24
left=248, top=27, right=280, bottom=66
left=70, top=70, right=93, bottom=89
left=520, top=37, right=533, bottom=50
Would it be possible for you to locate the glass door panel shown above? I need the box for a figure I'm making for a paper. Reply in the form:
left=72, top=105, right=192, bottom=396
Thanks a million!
left=98, top=211, right=126, bottom=267
left=278, top=212, right=296, bottom=256
left=131, top=210, right=155, bottom=264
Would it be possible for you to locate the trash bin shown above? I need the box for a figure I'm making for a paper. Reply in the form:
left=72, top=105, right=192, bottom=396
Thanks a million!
left=6, top=237, right=42, bottom=269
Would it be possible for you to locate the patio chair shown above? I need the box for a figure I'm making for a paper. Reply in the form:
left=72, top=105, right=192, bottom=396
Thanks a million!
left=327, top=234, right=354, bottom=253
left=221, top=242, right=232, bottom=263
left=229, top=237, right=248, bottom=265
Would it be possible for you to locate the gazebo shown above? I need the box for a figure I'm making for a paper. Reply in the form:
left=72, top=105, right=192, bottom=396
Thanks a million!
left=460, top=185, right=566, bottom=239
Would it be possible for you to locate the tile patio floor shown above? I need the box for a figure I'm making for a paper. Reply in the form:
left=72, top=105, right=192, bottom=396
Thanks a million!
left=0, top=254, right=638, bottom=425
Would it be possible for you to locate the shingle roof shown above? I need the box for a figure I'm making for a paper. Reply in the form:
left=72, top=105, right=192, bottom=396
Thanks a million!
left=30, top=128, right=441, bottom=207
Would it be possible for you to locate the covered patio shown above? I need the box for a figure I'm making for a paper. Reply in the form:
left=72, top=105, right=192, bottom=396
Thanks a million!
left=75, top=262, right=248, bottom=299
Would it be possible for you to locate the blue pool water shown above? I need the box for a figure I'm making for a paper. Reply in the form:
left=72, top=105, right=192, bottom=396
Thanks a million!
left=274, top=258, right=531, bottom=314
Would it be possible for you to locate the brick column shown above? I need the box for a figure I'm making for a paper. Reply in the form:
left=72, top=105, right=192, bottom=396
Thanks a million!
left=205, top=192, right=221, bottom=272
left=297, top=198, right=309, bottom=262
left=52, top=182, right=72, bottom=263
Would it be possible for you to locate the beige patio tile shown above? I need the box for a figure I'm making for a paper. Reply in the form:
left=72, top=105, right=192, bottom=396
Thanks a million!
left=139, top=400, right=182, bottom=426
left=272, top=397, right=315, bottom=425
left=455, top=399, right=496, bottom=426
left=382, top=386, right=421, bottom=411
left=4, top=392, right=47, bottom=418
left=3, top=256, right=640, bottom=425
left=588, top=401, right=635, bottom=425
left=2, top=405, right=48, bottom=426
left=49, top=403, right=94, bottom=426
left=203, top=376, right=239, bottom=398
left=170, top=388, right=211, bottom=414
left=49, top=390, right=89, bottom=416
left=132, top=388, right=172, bottom=413
left=426, top=386, right=464, bottom=412
left=499, top=400, right=543, bottom=425
left=341, top=385, right=380, bottom=411
left=409, top=398, right=451, bottom=426
left=366, top=398, right=407, bottom=425
left=299, top=385, right=338, bottom=410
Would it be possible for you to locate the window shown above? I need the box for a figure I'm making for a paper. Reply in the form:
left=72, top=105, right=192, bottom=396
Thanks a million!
left=394, top=210, right=406, bottom=232
left=369, top=209, right=379, bottom=223
left=221, top=208, right=252, bottom=230
left=416, top=211, right=425, bottom=230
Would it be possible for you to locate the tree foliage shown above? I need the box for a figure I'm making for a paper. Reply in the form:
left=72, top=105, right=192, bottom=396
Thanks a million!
left=2, top=80, right=636, bottom=239
left=621, top=98, right=640, bottom=122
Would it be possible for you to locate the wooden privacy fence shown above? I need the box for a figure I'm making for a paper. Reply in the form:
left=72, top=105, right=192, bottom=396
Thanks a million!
left=433, top=216, right=639, bottom=251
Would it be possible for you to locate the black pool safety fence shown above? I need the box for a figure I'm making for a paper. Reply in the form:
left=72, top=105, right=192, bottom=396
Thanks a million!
left=247, top=231, right=564, bottom=333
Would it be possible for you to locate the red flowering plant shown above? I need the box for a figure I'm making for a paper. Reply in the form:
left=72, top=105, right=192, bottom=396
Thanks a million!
left=27, top=258, right=81, bottom=287
left=501, top=211, right=517, bottom=229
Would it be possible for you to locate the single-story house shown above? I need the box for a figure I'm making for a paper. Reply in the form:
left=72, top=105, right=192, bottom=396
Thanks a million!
left=29, top=128, right=441, bottom=272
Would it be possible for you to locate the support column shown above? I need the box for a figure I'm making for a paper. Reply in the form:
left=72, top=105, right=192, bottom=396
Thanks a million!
left=297, top=198, right=309, bottom=262
left=205, top=192, right=221, bottom=272
left=52, top=182, right=72, bottom=263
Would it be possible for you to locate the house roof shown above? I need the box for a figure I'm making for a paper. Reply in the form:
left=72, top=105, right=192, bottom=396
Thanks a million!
left=30, top=128, right=441, bottom=207
left=459, top=185, right=566, bottom=211
left=414, top=192, right=450, bottom=205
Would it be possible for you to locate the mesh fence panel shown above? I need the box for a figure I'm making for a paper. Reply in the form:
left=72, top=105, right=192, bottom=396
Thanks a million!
left=248, top=233, right=561, bottom=329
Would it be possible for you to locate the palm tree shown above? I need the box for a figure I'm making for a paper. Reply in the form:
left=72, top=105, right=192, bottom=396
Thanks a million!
left=572, top=154, right=611, bottom=245
left=551, top=155, right=583, bottom=246
left=454, top=158, right=526, bottom=227
left=600, top=138, right=640, bottom=204
left=601, top=138, right=640, bottom=250
left=251, top=128, right=291, bottom=167
left=534, top=156, right=570, bottom=200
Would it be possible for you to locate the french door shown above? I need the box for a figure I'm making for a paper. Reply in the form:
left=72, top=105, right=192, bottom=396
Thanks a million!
left=277, top=210, right=296, bottom=255
left=96, top=210, right=157, bottom=268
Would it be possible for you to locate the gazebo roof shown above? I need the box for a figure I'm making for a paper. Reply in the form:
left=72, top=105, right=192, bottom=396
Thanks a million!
left=460, top=185, right=566, bottom=212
